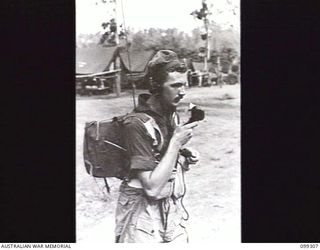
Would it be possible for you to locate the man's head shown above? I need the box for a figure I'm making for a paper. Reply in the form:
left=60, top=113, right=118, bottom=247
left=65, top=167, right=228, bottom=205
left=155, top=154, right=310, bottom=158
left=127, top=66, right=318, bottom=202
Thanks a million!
left=148, top=50, right=187, bottom=109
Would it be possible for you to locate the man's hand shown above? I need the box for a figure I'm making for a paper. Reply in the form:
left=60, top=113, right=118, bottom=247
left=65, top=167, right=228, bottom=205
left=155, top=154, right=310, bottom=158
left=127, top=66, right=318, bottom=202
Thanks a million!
left=185, top=148, right=200, bottom=165
left=171, top=121, right=198, bottom=148
left=180, top=148, right=200, bottom=171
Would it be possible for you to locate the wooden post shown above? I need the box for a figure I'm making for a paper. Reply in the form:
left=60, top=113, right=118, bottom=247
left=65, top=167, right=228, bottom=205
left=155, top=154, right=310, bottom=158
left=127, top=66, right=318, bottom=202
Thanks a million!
left=217, top=56, right=223, bottom=88
left=113, top=50, right=121, bottom=97
left=203, top=17, right=209, bottom=72
left=115, top=71, right=121, bottom=97
left=204, top=23, right=208, bottom=72
left=198, top=72, right=203, bottom=87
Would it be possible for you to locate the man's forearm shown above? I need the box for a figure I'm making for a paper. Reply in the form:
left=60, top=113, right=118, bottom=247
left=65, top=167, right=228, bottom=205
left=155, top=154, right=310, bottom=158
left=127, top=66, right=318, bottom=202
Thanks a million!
left=138, top=140, right=180, bottom=197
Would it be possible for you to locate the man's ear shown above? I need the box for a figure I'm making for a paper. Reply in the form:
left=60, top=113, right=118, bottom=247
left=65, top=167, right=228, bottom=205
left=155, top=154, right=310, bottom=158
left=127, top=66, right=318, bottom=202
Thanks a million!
left=149, top=80, right=162, bottom=94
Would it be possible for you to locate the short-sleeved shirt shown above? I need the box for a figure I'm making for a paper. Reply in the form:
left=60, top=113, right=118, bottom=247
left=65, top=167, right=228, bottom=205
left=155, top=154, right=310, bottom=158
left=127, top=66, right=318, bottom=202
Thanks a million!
left=123, top=94, right=179, bottom=177
left=115, top=94, right=186, bottom=242
left=123, top=115, right=159, bottom=172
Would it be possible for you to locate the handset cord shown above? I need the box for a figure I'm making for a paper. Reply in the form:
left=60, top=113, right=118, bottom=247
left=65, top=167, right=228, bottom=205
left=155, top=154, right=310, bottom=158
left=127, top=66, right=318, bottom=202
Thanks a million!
left=180, top=163, right=190, bottom=221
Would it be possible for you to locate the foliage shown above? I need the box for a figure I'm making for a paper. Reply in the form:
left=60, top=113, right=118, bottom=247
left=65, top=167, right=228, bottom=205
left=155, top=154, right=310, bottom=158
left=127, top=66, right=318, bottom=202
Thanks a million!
left=190, top=1, right=210, bottom=20
left=77, top=25, right=239, bottom=63
left=127, top=26, right=239, bottom=61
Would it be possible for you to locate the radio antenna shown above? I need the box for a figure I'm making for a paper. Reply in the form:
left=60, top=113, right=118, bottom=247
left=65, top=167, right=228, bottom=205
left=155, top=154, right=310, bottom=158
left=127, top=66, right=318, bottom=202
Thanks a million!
left=119, top=0, right=136, bottom=108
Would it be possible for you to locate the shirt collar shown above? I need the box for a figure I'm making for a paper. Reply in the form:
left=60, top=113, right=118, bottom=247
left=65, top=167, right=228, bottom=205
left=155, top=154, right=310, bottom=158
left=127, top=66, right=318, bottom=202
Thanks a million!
left=146, top=94, right=166, bottom=117
left=135, top=94, right=173, bottom=118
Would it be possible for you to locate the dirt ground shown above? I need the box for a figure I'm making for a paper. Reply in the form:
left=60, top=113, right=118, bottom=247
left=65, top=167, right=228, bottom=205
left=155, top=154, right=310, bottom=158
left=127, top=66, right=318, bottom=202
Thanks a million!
left=76, top=84, right=240, bottom=243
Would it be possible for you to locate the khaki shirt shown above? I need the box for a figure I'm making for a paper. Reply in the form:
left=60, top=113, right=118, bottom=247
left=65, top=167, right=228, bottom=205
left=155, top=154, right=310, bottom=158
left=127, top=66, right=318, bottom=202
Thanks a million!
left=115, top=94, right=188, bottom=242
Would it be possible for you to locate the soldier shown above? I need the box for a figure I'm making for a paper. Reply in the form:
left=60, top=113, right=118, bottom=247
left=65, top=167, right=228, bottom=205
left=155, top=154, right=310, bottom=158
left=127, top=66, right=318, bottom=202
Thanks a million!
left=115, top=50, right=200, bottom=243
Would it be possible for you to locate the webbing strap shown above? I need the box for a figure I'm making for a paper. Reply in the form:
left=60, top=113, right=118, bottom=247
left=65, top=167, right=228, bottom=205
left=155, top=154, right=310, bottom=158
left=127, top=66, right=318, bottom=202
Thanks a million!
left=142, top=114, right=164, bottom=151
left=103, top=178, right=110, bottom=193
left=126, top=113, right=164, bottom=152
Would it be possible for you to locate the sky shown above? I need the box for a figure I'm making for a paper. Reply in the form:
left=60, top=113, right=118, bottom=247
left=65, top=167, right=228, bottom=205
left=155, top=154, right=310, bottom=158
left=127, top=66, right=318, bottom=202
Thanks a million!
left=76, top=0, right=239, bottom=35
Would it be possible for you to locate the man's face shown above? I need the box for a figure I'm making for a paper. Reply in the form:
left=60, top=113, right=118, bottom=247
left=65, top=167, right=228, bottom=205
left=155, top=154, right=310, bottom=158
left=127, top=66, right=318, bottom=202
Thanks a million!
left=160, top=71, right=187, bottom=109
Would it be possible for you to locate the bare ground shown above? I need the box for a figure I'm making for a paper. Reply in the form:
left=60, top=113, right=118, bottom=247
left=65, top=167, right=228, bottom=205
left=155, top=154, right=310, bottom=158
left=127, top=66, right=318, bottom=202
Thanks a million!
left=76, top=84, right=240, bottom=243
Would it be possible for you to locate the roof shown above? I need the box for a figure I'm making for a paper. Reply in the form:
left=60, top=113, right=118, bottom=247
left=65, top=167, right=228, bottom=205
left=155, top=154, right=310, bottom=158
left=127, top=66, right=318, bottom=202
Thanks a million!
left=76, top=47, right=118, bottom=74
left=119, top=49, right=156, bottom=73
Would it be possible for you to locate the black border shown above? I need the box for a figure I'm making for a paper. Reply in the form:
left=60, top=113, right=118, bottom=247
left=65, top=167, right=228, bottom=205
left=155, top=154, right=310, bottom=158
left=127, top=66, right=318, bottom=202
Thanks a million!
left=2, top=0, right=320, bottom=244
left=1, top=1, right=76, bottom=242
left=241, top=0, right=320, bottom=242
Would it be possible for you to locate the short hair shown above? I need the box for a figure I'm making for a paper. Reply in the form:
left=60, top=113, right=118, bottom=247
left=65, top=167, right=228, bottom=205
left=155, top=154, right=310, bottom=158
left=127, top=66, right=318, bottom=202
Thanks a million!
left=147, top=50, right=187, bottom=93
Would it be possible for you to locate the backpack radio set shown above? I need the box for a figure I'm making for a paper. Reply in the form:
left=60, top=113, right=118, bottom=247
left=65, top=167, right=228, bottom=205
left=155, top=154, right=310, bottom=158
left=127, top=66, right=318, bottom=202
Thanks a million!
left=83, top=115, right=128, bottom=180
left=83, top=104, right=205, bottom=193
left=83, top=112, right=162, bottom=192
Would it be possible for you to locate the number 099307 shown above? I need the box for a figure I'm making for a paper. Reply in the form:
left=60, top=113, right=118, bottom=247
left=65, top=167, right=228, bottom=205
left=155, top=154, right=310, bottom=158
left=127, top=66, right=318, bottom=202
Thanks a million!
left=300, top=244, right=318, bottom=248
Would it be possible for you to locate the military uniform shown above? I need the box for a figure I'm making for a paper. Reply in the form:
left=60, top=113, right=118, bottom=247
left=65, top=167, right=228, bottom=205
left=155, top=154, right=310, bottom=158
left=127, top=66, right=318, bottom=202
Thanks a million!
left=115, top=94, right=189, bottom=243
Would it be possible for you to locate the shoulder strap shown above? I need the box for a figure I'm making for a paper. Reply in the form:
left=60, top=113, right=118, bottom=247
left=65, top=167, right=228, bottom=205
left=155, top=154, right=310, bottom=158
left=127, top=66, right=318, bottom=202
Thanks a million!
left=143, top=113, right=164, bottom=151
left=124, top=112, right=164, bottom=151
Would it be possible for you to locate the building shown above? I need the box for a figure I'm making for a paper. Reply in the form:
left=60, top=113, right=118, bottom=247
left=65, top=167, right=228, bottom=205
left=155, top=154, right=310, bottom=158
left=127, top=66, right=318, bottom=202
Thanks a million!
left=76, top=46, right=120, bottom=95
left=118, top=48, right=156, bottom=89
left=76, top=46, right=156, bottom=95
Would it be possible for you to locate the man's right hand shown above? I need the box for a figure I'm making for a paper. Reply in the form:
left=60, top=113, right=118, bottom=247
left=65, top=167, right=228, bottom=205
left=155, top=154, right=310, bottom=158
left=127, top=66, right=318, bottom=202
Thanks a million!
left=137, top=123, right=198, bottom=200
left=171, top=121, right=198, bottom=147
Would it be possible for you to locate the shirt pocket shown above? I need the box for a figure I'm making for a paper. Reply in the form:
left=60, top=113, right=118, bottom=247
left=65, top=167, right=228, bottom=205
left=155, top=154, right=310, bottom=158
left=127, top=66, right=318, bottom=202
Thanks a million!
left=135, top=218, right=156, bottom=236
